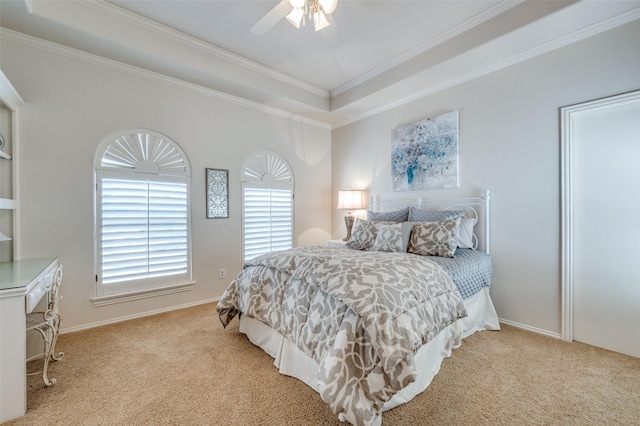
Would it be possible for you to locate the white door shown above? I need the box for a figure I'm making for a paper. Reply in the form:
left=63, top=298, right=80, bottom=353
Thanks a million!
left=570, top=93, right=640, bottom=358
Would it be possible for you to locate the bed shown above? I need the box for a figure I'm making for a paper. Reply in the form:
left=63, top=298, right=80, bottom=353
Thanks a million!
left=216, top=190, right=499, bottom=426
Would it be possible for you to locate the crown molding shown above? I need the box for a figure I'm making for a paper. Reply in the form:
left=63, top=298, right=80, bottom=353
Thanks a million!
left=4, top=1, right=639, bottom=130
left=331, top=5, right=640, bottom=129
left=331, top=0, right=523, bottom=97
left=25, top=0, right=328, bottom=99
left=0, top=28, right=331, bottom=130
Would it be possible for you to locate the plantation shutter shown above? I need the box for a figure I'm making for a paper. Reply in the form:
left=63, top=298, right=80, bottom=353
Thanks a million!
left=95, top=130, right=192, bottom=298
left=100, top=174, right=189, bottom=284
left=241, top=151, right=294, bottom=263
left=243, top=185, right=293, bottom=262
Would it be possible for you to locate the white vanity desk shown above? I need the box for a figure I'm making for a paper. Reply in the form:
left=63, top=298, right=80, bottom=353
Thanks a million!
left=0, top=257, right=60, bottom=423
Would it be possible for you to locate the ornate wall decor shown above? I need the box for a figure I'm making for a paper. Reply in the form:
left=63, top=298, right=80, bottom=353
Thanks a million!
left=391, top=110, right=459, bottom=191
left=206, top=168, right=229, bottom=218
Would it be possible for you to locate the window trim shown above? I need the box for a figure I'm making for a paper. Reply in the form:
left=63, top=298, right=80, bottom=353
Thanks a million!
left=241, top=151, right=294, bottom=263
left=93, top=129, right=192, bottom=300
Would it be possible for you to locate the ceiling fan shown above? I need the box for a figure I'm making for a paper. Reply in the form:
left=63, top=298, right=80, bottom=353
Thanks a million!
left=251, top=0, right=341, bottom=45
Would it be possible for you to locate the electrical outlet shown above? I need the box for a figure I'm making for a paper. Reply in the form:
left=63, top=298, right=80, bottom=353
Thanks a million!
left=218, top=268, right=226, bottom=279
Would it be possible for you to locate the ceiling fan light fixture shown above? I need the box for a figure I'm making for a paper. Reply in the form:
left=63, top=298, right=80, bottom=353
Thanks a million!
left=279, top=0, right=336, bottom=32
left=286, top=7, right=304, bottom=29
left=313, top=9, right=329, bottom=31
left=318, top=0, right=338, bottom=14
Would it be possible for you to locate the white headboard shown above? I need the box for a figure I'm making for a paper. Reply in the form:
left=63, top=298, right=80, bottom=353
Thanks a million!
left=370, top=190, right=491, bottom=254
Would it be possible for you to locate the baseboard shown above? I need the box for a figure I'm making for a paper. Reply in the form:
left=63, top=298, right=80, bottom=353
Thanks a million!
left=60, top=297, right=220, bottom=335
left=498, top=318, right=562, bottom=340
left=60, top=302, right=561, bottom=340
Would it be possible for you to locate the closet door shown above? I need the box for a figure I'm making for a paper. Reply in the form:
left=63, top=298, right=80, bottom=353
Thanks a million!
left=571, top=93, right=640, bottom=358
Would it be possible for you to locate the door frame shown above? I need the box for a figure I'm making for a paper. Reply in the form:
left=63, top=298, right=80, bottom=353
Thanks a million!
left=560, top=89, right=640, bottom=342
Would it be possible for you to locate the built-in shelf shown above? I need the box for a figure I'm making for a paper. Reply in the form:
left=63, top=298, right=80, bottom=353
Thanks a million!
left=0, top=69, right=23, bottom=264
left=0, top=198, right=15, bottom=210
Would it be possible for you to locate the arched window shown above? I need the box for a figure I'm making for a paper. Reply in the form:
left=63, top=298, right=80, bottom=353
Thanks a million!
left=241, top=151, right=294, bottom=262
left=94, top=130, right=192, bottom=298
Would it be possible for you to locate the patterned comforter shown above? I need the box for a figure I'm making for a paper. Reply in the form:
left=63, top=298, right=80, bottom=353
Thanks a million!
left=216, top=246, right=467, bottom=426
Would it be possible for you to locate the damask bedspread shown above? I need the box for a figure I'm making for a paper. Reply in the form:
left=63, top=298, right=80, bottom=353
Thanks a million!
left=216, top=246, right=467, bottom=426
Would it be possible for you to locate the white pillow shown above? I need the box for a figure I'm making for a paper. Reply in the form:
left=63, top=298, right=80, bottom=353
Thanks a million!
left=457, top=217, right=476, bottom=249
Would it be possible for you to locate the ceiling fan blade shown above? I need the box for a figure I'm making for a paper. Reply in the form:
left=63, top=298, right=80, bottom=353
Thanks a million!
left=320, top=14, right=342, bottom=48
left=250, top=0, right=293, bottom=35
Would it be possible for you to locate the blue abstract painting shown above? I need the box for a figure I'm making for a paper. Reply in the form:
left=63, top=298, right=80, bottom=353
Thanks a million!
left=391, top=110, right=459, bottom=191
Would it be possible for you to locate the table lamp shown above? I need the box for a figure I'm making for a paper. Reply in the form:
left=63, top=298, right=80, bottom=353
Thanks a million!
left=337, top=189, right=366, bottom=241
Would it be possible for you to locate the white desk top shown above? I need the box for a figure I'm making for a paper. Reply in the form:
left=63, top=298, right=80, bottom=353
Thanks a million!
left=0, top=258, right=57, bottom=291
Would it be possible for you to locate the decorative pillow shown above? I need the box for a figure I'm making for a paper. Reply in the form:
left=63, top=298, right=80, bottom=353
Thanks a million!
left=367, top=207, right=409, bottom=222
left=408, top=208, right=465, bottom=222
left=371, top=222, right=413, bottom=253
left=346, top=218, right=379, bottom=250
left=408, top=218, right=461, bottom=258
left=457, top=217, right=476, bottom=249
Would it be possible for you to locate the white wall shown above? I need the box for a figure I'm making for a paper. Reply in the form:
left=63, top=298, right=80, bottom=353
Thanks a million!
left=1, top=38, right=332, bottom=331
left=3, top=19, right=639, bottom=337
left=331, top=21, right=640, bottom=336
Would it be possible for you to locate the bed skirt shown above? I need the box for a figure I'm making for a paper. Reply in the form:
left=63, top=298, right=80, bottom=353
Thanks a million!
left=238, top=287, right=499, bottom=418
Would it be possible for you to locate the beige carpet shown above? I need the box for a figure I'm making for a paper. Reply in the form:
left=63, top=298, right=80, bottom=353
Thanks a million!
left=6, top=302, right=639, bottom=426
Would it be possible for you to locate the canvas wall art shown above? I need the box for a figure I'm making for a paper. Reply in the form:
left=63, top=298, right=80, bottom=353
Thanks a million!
left=391, top=110, right=459, bottom=191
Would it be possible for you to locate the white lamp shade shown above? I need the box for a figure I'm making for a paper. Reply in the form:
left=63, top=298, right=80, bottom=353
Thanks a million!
left=337, top=190, right=366, bottom=210
left=289, top=0, right=305, bottom=8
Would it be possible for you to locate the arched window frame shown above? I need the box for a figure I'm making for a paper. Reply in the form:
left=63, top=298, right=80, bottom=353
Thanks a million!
left=93, top=129, right=193, bottom=302
left=241, top=151, right=294, bottom=262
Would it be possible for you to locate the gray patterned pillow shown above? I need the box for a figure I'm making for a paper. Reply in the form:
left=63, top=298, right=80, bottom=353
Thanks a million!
left=367, top=207, right=409, bottom=222
left=408, top=208, right=465, bottom=222
left=371, top=222, right=413, bottom=253
left=408, top=217, right=461, bottom=258
left=346, top=218, right=379, bottom=250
